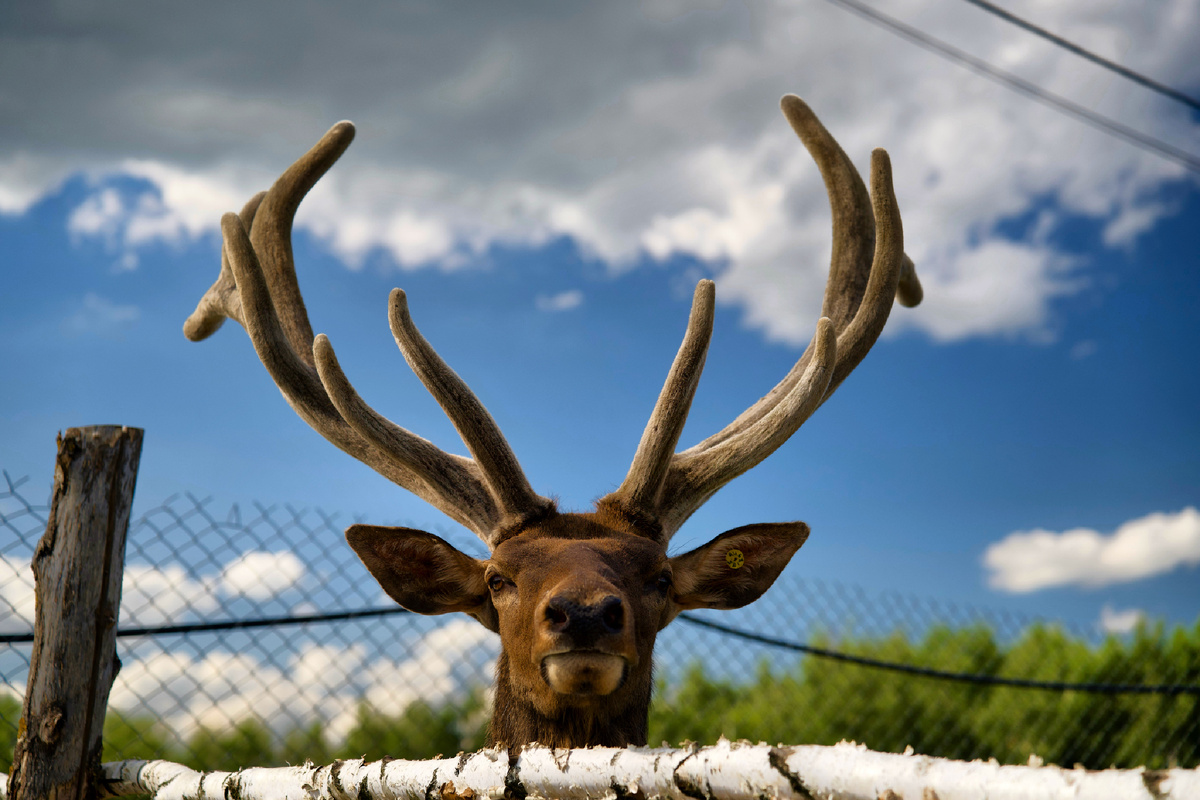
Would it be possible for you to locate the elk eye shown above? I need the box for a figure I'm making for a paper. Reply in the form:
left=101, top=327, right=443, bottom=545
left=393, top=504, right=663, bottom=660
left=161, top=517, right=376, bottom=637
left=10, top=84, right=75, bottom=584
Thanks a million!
left=487, top=575, right=508, bottom=593
left=654, top=572, right=671, bottom=593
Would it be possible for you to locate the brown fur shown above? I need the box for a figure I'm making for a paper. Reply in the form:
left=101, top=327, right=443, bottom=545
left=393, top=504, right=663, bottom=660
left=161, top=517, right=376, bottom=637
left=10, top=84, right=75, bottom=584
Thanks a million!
left=347, top=508, right=808, bottom=747
left=490, top=650, right=654, bottom=747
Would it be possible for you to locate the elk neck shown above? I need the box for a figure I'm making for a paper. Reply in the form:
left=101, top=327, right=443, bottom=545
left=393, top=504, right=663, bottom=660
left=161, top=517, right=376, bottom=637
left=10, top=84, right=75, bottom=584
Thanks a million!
left=488, top=647, right=654, bottom=748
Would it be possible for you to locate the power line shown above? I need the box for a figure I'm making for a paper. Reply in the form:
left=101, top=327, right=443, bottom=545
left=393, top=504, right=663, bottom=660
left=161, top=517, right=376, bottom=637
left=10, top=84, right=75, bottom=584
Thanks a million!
left=816, top=0, right=1200, bottom=174
left=5, top=606, right=1197, bottom=696
left=678, top=614, right=1200, bottom=696
left=956, top=0, right=1200, bottom=114
left=0, top=607, right=400, bottom=644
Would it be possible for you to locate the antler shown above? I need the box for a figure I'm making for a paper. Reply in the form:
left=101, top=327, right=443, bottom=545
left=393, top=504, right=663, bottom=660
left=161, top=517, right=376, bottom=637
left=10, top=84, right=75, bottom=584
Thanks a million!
left=602, top=95, right=923, bottom=540
left=184, top=122, right=552, bottom=547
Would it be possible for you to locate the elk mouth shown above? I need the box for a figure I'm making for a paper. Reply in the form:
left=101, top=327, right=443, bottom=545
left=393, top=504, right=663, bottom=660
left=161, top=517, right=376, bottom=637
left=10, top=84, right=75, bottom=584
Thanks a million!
left=541, top=651, right=627, bottom=696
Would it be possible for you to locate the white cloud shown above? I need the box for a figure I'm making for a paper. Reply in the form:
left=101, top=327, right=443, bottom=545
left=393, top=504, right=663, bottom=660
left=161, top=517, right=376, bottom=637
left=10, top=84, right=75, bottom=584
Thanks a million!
left=107, top=648, right=334, bottom=742
left=121, top=563, right=219, bottom=626
left=0, top=154, right=72, bottom=214
left=3, top=548, right=308, bottom=634
left=3, top=1, right=1198, bottom=342
left=1103, top=200, right=1170, bottom=248
left=880, top=240, right=1082, bottom=344
left=64, top=161, right=264, bottom=268
left=108, top=650, right=221, bottom=721
left=117, top=160, right=261, bottom=246
left=535, top=289, right=584, bottom=312
left=983, top=507, right=1200, bottom=592
left=0, top=681, right=24, bottom=705
left=219, top=551, right=306, bottom=600
left=61, top=293, right=141, bottom=339
left=1069, top=340, right=1098, bottom=360
left=177, top=647, right=354, bottom=739
left=107, top=619, right=496, bottom=746
left=0, top=556, right=219, bottom=630
left=68, top=187, right=126, bottom=242
left=1099, top=604, right=1145, bottom=635
left=3, top=546, right=372, bottom=747
left=356, top=619, right=497, bottom=719
left=0, top=555, right=35, bottom=633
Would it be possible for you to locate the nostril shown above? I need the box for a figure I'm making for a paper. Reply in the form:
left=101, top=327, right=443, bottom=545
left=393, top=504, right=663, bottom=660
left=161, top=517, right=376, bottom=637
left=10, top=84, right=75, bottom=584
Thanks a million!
left=545, top=599, right=570, bottom=631
left=600, top=596, right=624, bottom=633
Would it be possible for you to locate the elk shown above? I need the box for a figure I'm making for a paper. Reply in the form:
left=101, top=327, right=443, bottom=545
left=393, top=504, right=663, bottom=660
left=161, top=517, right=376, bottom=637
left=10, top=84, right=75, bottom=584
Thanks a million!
left=183, top=94, right=922, bottom=748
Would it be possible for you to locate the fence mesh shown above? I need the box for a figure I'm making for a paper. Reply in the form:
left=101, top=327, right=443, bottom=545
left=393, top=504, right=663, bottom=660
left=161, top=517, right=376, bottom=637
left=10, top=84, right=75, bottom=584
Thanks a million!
left=2, top=469, right=1197, bottom=774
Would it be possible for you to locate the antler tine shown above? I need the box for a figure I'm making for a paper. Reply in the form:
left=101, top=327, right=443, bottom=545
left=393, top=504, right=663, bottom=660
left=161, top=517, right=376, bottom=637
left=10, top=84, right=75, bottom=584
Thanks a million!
left=220, top=211, right=369, bottom=441
left=679, top=147, right=902, bottom=493
left=246, top=121, right=355, bottom=366
left=221, top=211, right=502, bottom=539
left=388, top=288, right=554, bottom=529
left=185, top=123, right=554, bottom=544
left=184, top=121, right=350, bottom=346
left=897, top=254, right=922, bottom=307
left=787, top=94, right=878, bottom=332
left=183, top=191, right=265, bottom=341
left=608, top=280, right=715, bottom=515
left=680, top=96, right=921, bottom=458
left=312, top=334, right=500, bottom=537
left=650, top=112, right=910, bottom=540
left=822, top=147, right=905, bottom=396
left=658, top=316, right=837, bottom=535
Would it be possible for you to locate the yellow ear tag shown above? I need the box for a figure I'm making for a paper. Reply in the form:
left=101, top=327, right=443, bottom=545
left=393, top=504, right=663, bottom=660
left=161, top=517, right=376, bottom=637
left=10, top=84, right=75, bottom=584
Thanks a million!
left=725, top=549, right=745, bottom=569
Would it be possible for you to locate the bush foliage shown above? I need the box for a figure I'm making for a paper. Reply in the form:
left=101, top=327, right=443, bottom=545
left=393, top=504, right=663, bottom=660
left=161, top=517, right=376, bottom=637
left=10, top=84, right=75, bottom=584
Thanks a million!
left=2, top=619, right=1196, bottom=773
left=650, top=620, right=1199, bottom=769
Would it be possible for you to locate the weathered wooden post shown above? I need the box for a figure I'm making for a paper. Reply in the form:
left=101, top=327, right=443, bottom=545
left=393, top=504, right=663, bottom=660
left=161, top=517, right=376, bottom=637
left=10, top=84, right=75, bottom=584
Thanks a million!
left=7, top=426, right=143, bottom=800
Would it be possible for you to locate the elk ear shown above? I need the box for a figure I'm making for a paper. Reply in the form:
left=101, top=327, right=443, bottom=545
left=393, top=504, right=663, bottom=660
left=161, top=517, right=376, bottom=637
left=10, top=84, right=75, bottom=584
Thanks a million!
left=345, top=525, right=498, bottom=632
left=668, top=522, right=809, bottom=612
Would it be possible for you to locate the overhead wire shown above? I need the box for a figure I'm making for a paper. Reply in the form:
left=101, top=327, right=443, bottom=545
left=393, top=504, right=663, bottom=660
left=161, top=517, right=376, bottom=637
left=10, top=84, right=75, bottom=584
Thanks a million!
left=677, top=614, right=1200, bottom=696
left=815, top=0, right=1200, bottom=173
left=4, top=606, right=1197, bottom=696
left=955, top=0, right=1200, bottom=114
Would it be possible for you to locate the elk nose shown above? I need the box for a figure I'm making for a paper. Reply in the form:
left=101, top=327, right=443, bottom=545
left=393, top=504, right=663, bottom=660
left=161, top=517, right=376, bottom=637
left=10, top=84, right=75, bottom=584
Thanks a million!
left=544, top=595, right=625, bottom=645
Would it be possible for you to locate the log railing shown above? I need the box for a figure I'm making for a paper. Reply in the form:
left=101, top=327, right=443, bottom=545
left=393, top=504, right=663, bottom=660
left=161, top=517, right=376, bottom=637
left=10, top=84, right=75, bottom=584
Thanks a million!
left=79, top=743, right=1200, bottom=800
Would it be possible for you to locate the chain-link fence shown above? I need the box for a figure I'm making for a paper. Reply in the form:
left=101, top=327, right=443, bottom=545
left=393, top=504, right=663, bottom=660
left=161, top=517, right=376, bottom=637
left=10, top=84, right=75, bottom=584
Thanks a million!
left=3, top=469, right=1197, bottom=774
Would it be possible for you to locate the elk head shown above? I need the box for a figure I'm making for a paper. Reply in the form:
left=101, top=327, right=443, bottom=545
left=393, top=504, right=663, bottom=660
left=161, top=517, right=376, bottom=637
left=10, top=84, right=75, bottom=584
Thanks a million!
left=184, top=94, right=922, bottom=748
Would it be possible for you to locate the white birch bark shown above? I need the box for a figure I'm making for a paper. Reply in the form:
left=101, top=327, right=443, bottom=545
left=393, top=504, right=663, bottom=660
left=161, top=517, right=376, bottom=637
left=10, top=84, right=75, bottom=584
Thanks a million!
left=75, top=740, right=1200, bottom=800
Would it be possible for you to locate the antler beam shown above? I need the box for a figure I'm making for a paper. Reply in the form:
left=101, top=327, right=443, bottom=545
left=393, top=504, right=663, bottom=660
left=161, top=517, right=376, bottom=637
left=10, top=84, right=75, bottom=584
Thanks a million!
left=186, top=96, right=921, bottom=549
left=184, top=122, right=551, bottom=547
left=603, top=95, right=921, bottom=539
left=612, top=280, right=716, bottom=512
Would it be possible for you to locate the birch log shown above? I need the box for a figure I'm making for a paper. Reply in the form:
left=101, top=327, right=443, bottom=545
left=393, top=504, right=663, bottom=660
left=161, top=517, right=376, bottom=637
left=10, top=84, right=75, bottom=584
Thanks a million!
left=89, top=741, right=1200, bottom=800
left=7, top=426, right=143, bottom=800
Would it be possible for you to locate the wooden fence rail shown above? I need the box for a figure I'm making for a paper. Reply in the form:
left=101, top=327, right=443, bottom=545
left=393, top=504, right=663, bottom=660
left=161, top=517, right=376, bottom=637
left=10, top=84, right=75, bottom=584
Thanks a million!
left=33, top=742, right=1200, bottom=800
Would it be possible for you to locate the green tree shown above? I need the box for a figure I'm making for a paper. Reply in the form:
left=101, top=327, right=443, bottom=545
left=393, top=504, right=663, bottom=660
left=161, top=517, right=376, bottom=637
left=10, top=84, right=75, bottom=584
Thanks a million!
left=340, top=691, right=487, bottom=762
left=186, top=718, right=277, bottom=771
left=279, top=721, right=334, bottom=767
left=1, top=694, right=21, bottom=774
left=102, top=711, right=174, bottom=763
left=649, top=619, right=1200, bottom=769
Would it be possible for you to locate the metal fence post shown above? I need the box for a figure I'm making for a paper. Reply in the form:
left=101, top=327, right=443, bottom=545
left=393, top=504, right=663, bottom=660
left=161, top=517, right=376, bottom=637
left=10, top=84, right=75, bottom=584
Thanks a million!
left=7, top=427, right=143, bottom=800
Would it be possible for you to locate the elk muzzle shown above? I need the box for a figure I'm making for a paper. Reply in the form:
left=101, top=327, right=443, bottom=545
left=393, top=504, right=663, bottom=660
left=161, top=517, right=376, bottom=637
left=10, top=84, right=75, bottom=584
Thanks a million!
left=537, top=590, right=633, bottom=695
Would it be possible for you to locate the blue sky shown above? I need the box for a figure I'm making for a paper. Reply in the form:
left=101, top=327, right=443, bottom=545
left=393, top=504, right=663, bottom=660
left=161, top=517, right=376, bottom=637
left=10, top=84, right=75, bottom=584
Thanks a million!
left=2, top=1, right=1199, bottom=638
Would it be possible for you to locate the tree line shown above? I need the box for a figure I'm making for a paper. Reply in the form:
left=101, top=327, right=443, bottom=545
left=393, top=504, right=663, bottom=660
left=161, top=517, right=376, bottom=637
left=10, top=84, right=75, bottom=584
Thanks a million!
left=1, top=618, right=1196, bottom=773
